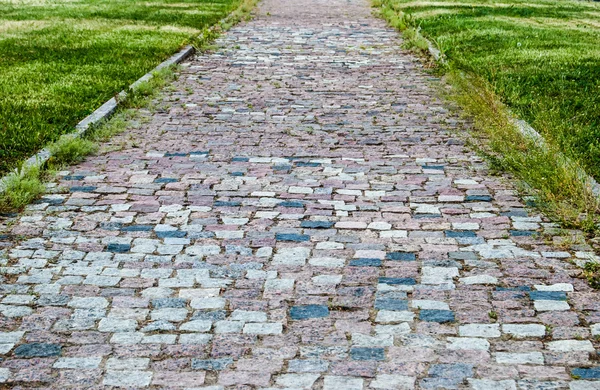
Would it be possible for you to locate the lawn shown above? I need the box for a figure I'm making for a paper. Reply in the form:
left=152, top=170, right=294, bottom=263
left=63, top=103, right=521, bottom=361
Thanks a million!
left=377, top=0, right=600, bottom=180
left=0, top=0, right=240, bottom=174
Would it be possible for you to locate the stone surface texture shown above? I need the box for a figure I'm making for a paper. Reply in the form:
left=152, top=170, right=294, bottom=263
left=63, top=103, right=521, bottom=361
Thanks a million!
left=1, top=0, right=599, bottom=388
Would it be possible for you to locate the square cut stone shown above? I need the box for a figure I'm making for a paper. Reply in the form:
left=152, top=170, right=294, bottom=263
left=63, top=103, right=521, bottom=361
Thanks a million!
left=290, top=305, right=329, bottom=320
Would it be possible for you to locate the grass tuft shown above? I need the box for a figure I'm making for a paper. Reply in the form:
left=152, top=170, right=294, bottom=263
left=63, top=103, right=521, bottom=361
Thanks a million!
left=0, top=164, right=45, bottom=212
left=47, top=136, right=98, bottom=168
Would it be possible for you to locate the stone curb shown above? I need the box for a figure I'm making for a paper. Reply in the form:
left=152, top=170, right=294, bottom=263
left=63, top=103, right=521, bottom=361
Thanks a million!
left=0, top=45, right=195, bottom=194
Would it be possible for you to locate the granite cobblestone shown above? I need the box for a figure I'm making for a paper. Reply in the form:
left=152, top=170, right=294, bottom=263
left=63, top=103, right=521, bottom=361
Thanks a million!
left=0, top=0, right=599, bottom=388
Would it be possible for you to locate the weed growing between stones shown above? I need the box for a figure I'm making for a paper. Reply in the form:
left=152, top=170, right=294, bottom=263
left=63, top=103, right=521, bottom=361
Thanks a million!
left=583, top=262, right=600, bottom=289
left=47, top=136, right=98, bottom=168
left=0, top=164, right=45, bottom=212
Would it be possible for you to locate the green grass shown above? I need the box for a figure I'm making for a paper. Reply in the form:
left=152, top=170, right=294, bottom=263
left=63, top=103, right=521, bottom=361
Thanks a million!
left=0, top=163, right=45, bottom=212
left=375, top=0, right=600, bottom=181
left=0, top=0, right=241, bottom=174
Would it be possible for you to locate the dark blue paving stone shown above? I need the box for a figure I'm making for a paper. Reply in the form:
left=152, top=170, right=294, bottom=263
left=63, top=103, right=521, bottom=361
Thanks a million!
left=100, top=222, right=123, bottom=231
left=301, top=221, right=334, bottom=229
left=429, top=363, right=473, bottom=379
left=156, top=230, right=186, bottom=239
left=190, top=151, right=209, bottom=155
left=423, top=165, right=445, bottom=170
left=295, top=162, right=321, bottom=167
left=191, top=310, right=227, bottom=321
left=69, top=186, right=96, bottom=193
left=152, top=298, right=187, bottom=308
left=230, top=172, right=244, bottom=177
left=510, top=230, right=535, bottom=236
left=420, top=310, right=455, bottom=323
left=290, top=305, right=329, bottom=320
left=121, top=225, right=153, bottom=232
left=192, top=358, right=233, bottom=370
left=278, top=201, right=304, bottom=208
left=424, top=259, right=462, bottom=268
left=164, top=152, right=188, bottom=157
left=275, top=233, right=310, bottom=242
left=386, top=252, right=416, bottom=261
left=378, top=277, right=416, bottom=285
left=496, top=286, right=531, bottom=291
left=349, top=258, right=382, bottom=267
left=572, top=367, right=600, bottom=379
left=501, top=209, right=528, bottom=217
left=154, top=177, right=178, bottom=183
left=445, top=230, right=476, bottom=238
left=232, top=157, right=249, bottom=162
left=414, top=213, right=442, bottom=219
left=37, top=197, right=64, bottom=205
left=529, top=291, right=567, bottom=301
left=0, top=212, right=18, bottom=218
left=350, top=348, right=385, bottom=361
left=14, top=343, right=61, bottom=357
left=0, top=234, right=9, bottom=240
left=465, top=195, right=492, bottom=202
left=106, top=244, right=131, bottom=253
left=375, top=298, right=408, bottom=311
left=214, top=201, right=241, bottom=207
left=273, top=165, right=292, bottom=171
left=63, top=175, right=85, bottom=181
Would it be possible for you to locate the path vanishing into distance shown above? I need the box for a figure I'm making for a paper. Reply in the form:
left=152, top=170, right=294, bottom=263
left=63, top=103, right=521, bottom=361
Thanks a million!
left=2, top=0, right=600, bottom=388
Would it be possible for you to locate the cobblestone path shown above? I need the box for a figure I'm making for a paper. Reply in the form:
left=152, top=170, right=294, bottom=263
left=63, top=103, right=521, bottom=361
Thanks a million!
left=2, top=0, right=600, bottom=388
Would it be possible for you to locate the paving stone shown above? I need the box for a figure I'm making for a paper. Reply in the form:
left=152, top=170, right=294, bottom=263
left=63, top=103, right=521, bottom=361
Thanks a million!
left=103, top=371, right=152, bottom=387
left=290, top=305, right=330, bottom=320
left=14, top=343, right=62, bottom=357
left=420, top=310, right=455, bottom=323
left=459, top=324, right=501, bottom=338
left=275, top=373, right=320, bottom=388
left=547, top=340, right=595, bottom=352
left=370, top=374, right=416, bottom=389
left=350, top=347, right=385, bottom=361
left=192, top=358, right=233, bottom=371
left=496, top=352, right=544, bottom=365
left=468, top=379, right=517, bottom=390
left=447, top=337, right=490, bottom=351
left=242, top=323, right=283, bottom=335
left=98, top=318, right=137, bottom=332
left=106, top=358, right=150, bottom=370
left=323, top=376, right=363, bottom=390
left=53, top=357, right=102, bottom=369
left=288, top=359, right=329, bottom=373
left=502, top=324, right=547, bottom=338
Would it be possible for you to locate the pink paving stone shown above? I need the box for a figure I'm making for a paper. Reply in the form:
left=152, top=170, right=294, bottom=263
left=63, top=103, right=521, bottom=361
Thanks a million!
left=218, top=371, right=271, bottom=387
